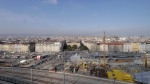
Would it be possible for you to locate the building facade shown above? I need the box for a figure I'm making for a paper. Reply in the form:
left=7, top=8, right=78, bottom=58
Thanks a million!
left=140, top=43, right=146, bottom=53
left=35, top=42, right=63, bottom=53
left=82, top=41, right=100, bottom=51
left=131, top=42, right=140, bottom=52
left=146, top=43, right=150, bottom=52
left=100, top=43, right=108, bottom=51
left=0, top=43, right=31, bottom=53
left=108, top=42, right=123, bottom=52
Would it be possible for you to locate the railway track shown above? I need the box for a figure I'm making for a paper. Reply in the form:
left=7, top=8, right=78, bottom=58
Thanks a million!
left=0, top=68, right=131, bottom=84
left=0, top=70, right=93, bottom=84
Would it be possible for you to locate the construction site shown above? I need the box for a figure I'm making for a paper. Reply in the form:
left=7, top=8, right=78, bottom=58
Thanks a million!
left=0, top=32, right=150, bottom=84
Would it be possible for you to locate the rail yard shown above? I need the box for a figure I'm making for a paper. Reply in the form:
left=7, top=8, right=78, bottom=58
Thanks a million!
left=0, top=51, right=149, bottom=84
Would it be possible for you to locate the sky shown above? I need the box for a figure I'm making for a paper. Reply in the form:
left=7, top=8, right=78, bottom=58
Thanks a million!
left=0, top=0, right=150, bottom=36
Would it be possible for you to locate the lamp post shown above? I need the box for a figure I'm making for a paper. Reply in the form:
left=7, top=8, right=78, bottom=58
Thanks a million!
left=12, top=62, right=14, bottom=78
left=63, top=51, right=66, bottom=84
left=4, top=52, right=6, bottom=71
left=64, top=61, right=66, bottom=84
left=18, top=56, right=21, bottom=79
left=31, top=67, right=33, bottom=82
left=111, top=71, right=115, bottom=84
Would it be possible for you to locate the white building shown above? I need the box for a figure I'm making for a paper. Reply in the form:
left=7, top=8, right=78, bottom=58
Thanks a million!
left=35, top=41, right=63, bottom=53
left=14, top=44, right=30, bottom=53
left=140, top=43, right=146, bottom=53
left=123, top=42, right=132, bottom=52
left=82, top=41, right=100, bottom=51
left=14, top=44, right=21, bottom=53
left=118, top=37, right=127, bottom=41
left=100, top=44, right=108, bottom=51
left=146, top=43, right=150, bottom=52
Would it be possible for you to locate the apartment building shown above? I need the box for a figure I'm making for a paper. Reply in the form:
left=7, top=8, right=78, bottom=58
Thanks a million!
left=82, top=41, right=100, bottom=51
left=123, top=42, right=132, bottom=52
left=108, top=42, right=123, bottom=52
left=131, top=42, right=140, bottom=52
left=100, top=43, right=108, bottom=51
left=0, top=42, right=31, bottom=53
left=35, top=41, right=63, bottom=53
left=146, top=43, right=150, bottom=52
left=140, top=43, right=146, bottom=53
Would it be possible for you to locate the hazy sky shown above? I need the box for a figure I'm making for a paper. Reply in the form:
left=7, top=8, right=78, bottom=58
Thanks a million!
left=0, top=0, right=150, bottom=36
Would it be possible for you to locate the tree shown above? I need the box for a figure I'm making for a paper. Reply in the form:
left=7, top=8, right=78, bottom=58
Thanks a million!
left=29, top=42, right=36, bottom=52
left=72, top=45, right=78, bottom=50
left=67, top=45, right=72, bottom=51
left=83, top=46, right=89, bottom=50
left=63, top=40, right=67, bottom=51
left=79, top=45, right=89, bottom=51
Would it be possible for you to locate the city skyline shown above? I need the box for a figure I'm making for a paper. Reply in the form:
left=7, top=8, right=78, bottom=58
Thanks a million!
left=0, top=0, right=150, bottom=36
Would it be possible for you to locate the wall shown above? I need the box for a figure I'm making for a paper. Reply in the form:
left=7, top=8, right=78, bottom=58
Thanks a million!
left=146, top=43, right=150, bottom=52
left=82, top=42, right=100, bottom=51
left=21, top=44, right=30, bottom=53
left=100, top=44, right=108, bottom=51
left=140, top=43, right=146, bottom=53
left=35, top=42, right=62, bottom=52
left=108, top=45, right=123, bottom=52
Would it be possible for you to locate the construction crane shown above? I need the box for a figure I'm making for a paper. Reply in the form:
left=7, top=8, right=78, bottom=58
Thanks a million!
left=102, top=31, right=106, bottom=66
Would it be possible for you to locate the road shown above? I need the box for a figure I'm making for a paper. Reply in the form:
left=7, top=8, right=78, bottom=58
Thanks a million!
left=0, top=67, right=132, bottom=84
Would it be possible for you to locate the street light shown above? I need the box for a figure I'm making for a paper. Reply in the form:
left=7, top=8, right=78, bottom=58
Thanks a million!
left=64, top=61, right=66, bottom=84
left=63, top=51, right=66, bottom=84
left=4, top=52, right=6, bottom=71
left=31, top=67, right=33, bottom=82
left=12, top=62, right=14, bottom=78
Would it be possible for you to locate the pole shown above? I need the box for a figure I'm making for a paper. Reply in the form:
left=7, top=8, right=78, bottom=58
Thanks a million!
left=99, top=57, right=100, bottom=67
left=103, top=31, right=106, bottom=66
left=111, top=71, right=114, bottom=84
left=31, top=67, right=33, bottom=82
left=145, top=55, right=147, bottom=69
left=4, top=65, right=6, bottom=72
left=19, top=57, right=20, bottom=69
left=64, top=61, right=66, bottom=84
left=12, top=63, right=14, bottom=78
left=4, top=53, right=6, bottom=71
left=4, top=58, right=6, bottom=71
left=18, top=57, right=21, bottom=79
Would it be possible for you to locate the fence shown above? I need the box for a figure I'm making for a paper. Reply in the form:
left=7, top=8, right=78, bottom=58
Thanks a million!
left=0, top=74, right=34, bottom=84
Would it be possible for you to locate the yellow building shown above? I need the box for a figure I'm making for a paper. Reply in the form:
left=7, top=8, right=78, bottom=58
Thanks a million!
left=21, top=44, right=30, bottom=53
left=0, top=43, right=30, bottom=53
left=7, top=44, right=15, bottom=52
left=0, top=44, right=9, bottom=51
left=132, top=42, right=140, bottom=52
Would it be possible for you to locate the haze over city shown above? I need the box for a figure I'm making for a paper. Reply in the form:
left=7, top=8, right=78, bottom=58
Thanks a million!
left=0, top=0, right=150, bottom=36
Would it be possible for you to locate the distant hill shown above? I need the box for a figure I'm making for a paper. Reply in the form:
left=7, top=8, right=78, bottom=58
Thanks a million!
left=0, top=34, right=54, bottom=36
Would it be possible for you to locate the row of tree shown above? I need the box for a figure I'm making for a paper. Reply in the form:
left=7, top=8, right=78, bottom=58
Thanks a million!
left=63, top=41, right=89, bottom=51
left=66, top=45, right=89, bottom=51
